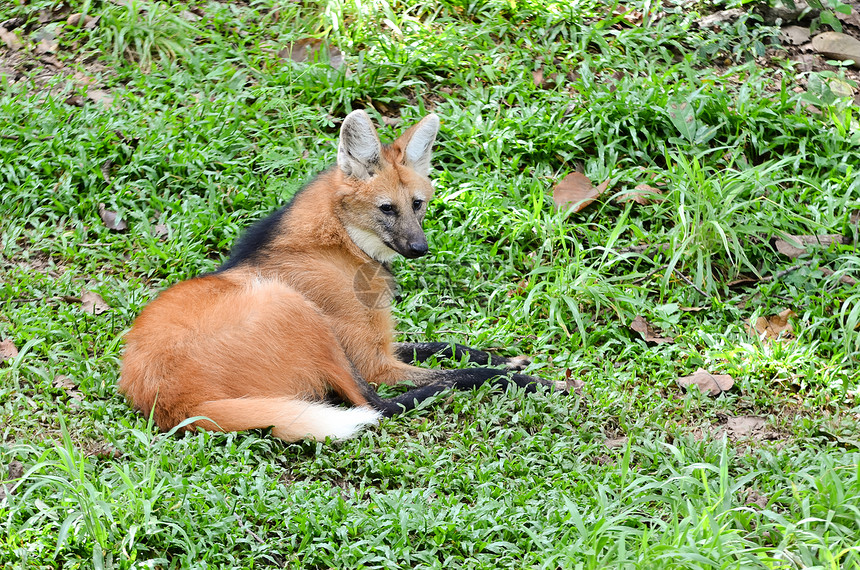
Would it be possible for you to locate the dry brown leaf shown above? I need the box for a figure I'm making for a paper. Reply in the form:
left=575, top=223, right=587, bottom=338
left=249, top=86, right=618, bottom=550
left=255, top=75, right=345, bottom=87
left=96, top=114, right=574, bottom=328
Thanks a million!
left=677, top=367, right=734, bottom=396
left=747, top=308, right=797, bottom=341
left=35, top=31, right=59, bottom=55
left=616, top=183, right=663, bottom=205
left=532, top=68, right=544, bottom=87
left=629, top=315, right=674, bottom=344
left=0, top=338, right=19, bottom=364
left=87, top=89, right=114, bottom=106
left=0, top=460, right=24, bottom=501
left=552, top=173, right=605, bottom=213
left=7, top=460, right=23, bottom=480
left=64, top=95, right=85, bottom=107
left=278, top=38, right=344, bottom=69
left=151, top=223, right=168, bottom=240
left=100, top=159, right=112, bottom=183
left=98, top=203, right=128, bottom=231
left=0, top=17, right=24, bottom=31
left=81, top=291, right=109, bottom=315
left=556, top=368, right=585, bottom=395
left=86, top=442, right=121, bottom=459
left=775, top=234, right=848, bottom=258
left=53, top=374, right=83, bottom=401
left=66, top=13, right=100, bottom=29
left=612, top=5, right=643, bottom=25
left=604, top=437, right=628, bottom=449
left=0, top=27, right=22, bottom=51
left=725, top=415, right=766, bottom=438
left=820, top=267, right=857, bottom=286
left=744, top=488, right=768, bottom=509
left=39, top=2, right=72, bottom=23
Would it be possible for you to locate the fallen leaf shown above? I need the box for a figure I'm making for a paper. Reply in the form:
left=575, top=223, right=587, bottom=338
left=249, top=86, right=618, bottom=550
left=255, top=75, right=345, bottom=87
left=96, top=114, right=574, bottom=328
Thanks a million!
left=780, top=25, right=810, bottom=46
left=179, top=10, right=201, bottom=22
left=100, top=159, right=112, bottom=183
left=819, top=267, right=857, bottom=286
left=677, top=367, right=734, bottom=396
left=0, top=460, right=24, bottom=501
left=775, top=234, right=848, bottom=258
left=556, top=368, right=585, bottom=395
left=151, top=223, right=168, bottom=240
left=0, top=338, right=19, bottom=363
left=66, top=13, right=100, bottom=29
left=81, top=291, right=109, bottom=315
left=53, top=375, right=83, bottom=401
left=86, top=442, right=121, bottom=459
left=616, top=183, right=663, bottom=205
left=604, top=437, right=628, bottom=449
left=0, top=17, right=24, bottom=31
left=370, top=99, right=394, bottom=115
left=87, top=89, right=114, bottom=106
left=744, top=488, right=769, bottom=509
left=811, top=32, right=860, bottom=70
left=278, top=38, right=343, bottom=69
left=39, top=2, right=72, bottom=23
left=612, top=5, right=643, bottom=25
left=0, top=27, right=22, bottom=51
left=747, top=308, right=797, bottom=341
left=629, top=315, right=674, bottom=344
left=621, top=243, right=670, bottom=257
left=64, top=95, right=85, bottom=107
left=552, top=173, right=606, bottom=213
left=532, top=68, right=544, bottom=87
left=34, top=30, right=59, bottom=55
left=98, top=203, right=128, bottom=231
left=697, top=8, right=744, bottom=28
left=725, top=415, right=766, bottom=438
left=7, top=460, right=23, bottom=480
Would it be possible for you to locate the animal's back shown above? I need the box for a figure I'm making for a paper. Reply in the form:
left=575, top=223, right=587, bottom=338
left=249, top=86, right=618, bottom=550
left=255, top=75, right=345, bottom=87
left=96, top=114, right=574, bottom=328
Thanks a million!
left=119, top=273, right=359, bottom=433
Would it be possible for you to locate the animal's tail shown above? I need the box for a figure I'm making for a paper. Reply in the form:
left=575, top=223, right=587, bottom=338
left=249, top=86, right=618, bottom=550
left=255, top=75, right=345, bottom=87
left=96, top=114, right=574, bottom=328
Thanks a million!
left=190, top=398, right=382, bottom=442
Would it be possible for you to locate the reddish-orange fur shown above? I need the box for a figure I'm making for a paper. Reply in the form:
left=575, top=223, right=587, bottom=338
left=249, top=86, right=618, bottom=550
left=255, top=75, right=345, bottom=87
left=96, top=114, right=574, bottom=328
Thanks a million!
left=119, top=112, right=446, bottom=441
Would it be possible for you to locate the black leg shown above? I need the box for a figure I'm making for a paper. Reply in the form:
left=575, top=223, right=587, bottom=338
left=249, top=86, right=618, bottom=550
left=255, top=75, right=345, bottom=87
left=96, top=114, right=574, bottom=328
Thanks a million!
left=354, top=366, right=558, bottom=417
left=394, top=342, right=531, bottom=370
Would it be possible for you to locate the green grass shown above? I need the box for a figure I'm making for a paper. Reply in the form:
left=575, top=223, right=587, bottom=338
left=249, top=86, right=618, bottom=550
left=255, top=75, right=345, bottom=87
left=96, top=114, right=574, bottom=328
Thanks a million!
left=2, top=0, right=860, bottom=568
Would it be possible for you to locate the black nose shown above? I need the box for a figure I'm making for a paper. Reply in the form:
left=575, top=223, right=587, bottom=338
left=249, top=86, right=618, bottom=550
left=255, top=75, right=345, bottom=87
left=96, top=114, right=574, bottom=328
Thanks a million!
left=406, top=241, right=428, bottom=258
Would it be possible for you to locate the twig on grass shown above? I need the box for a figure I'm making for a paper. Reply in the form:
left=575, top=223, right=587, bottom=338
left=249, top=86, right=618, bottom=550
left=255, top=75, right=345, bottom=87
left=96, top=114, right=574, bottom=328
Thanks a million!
left=673, top=268, right=710, bottom=299
left=632, top=264, right=666, bottom=285
left=760, top=260, right=814, bottom=282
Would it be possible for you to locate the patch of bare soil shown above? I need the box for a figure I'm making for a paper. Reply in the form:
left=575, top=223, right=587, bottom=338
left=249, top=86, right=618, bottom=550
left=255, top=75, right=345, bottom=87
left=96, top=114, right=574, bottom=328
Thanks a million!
left=700, top=1, right=860, bottom=105
left=0, top=11, right=113, bottom=102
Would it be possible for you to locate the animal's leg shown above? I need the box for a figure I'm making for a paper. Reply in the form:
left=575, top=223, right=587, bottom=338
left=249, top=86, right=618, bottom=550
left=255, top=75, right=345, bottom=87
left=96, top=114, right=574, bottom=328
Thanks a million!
left=393, top=341, right=531, bottom=370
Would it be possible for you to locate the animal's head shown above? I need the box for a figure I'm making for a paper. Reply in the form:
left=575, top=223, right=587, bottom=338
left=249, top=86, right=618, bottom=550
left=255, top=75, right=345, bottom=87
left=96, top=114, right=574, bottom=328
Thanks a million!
left=335, top=110, right=439, bottom=263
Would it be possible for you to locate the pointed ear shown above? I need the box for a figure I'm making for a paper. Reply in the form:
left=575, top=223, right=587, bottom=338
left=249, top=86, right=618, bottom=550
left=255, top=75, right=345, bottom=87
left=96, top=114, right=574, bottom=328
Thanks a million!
left=400, top=114, right=439, bottom=176
left=338, top=110, right=383, bottom=180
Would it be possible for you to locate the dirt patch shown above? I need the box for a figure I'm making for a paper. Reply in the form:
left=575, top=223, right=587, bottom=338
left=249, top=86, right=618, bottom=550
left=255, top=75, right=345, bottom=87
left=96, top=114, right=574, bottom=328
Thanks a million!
left=0, top=15, right=113, bottom=100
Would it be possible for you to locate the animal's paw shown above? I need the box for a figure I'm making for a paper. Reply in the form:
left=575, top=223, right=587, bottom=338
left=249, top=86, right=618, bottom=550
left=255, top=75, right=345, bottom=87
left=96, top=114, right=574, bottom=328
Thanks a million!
left=504, top=355, right=532, bottom=371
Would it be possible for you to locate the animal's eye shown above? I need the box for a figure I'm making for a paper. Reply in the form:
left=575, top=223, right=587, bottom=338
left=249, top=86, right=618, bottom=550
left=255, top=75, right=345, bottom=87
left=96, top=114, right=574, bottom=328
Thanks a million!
left=379, top=204, right=395, bottom=214
left=412, top=199, right=423, bottom=211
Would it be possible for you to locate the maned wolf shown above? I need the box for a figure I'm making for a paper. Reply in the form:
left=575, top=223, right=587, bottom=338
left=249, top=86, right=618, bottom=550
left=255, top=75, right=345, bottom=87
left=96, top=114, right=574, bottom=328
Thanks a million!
left=119, top=110, right=556, bottom=442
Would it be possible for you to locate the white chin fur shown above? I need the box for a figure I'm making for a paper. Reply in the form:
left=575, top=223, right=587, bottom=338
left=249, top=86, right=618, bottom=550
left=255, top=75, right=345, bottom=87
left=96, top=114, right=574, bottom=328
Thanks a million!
left=346, top=225, right=398, bottom=263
